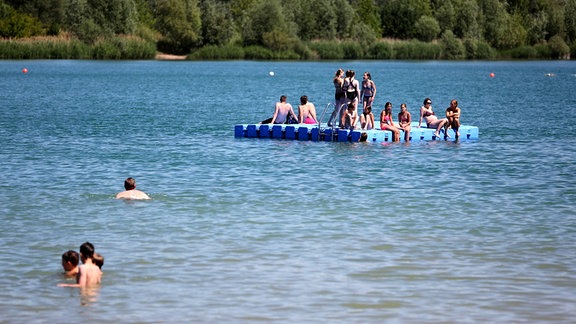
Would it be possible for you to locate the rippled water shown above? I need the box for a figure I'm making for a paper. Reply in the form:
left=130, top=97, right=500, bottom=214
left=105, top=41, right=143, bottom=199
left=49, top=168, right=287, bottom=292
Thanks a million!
left=1, top=60, right=575, bottom=322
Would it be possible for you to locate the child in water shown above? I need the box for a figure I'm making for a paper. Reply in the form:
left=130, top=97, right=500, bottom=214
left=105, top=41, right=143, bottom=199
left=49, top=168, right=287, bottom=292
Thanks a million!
left=93, top=253, right=104, bottom=269
left=58, top=242, right=102, bottom=288
left=61, top=250, right=79, bottom=277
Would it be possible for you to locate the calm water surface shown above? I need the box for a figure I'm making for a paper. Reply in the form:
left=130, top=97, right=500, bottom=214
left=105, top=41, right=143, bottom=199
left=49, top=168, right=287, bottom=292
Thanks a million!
left=1, top=60, right=575, bottom=322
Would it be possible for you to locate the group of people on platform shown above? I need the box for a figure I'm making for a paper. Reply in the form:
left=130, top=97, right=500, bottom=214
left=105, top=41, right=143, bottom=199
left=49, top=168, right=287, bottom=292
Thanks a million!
left=333, top=68, right=462, bottom=142
left=260, top=95, right=318, bottom=125
left=260, top=68, right=462, bottom=142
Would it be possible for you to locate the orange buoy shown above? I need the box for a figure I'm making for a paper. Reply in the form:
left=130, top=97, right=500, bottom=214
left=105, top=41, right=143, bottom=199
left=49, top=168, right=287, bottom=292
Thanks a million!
left=489, top=72, right=495, bottom=78
left=22, top=68, right=28, bottom=74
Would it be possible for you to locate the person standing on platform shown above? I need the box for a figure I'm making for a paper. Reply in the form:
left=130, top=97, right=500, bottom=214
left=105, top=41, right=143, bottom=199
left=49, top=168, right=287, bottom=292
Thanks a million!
left=330, top=68, right=346, bottom=126
left=361, top=72, right=377, bottom=111
left=343, top=70, right=361, bottom=116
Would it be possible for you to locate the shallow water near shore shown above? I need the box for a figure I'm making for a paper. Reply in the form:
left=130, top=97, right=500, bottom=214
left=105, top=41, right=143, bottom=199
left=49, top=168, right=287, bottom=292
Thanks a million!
left=1, top=60, right=576, bottom=322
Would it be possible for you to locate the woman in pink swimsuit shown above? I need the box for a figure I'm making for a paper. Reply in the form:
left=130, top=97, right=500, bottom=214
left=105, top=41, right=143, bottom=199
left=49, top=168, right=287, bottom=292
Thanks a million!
left=380, top=102, right=401, bottom=142
left=298, top=95, right=318, bottom=124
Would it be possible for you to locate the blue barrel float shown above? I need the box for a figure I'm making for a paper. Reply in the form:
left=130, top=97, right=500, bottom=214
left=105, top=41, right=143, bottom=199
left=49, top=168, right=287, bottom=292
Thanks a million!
left=234, top=122, right=479, bottom=142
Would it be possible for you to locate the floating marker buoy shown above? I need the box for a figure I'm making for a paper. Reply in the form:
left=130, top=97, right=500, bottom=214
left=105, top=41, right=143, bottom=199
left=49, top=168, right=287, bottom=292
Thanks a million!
left=22, top=68, right=28, bottom=74
left=269, top=71, right=274, bottom=76
left=489, top=72, right=495, bottom=78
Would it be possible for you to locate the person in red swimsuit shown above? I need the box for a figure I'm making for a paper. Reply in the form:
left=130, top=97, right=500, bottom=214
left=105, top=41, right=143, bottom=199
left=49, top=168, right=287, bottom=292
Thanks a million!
left=380, top=102, right=401, bottom=142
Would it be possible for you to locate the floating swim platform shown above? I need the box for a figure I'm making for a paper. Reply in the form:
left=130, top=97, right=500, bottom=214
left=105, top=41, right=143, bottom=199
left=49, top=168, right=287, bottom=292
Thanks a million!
left=234, top=122, right=479, bottom=142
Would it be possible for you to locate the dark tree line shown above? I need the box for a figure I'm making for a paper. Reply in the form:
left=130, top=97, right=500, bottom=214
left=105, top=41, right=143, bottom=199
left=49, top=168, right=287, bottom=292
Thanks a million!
left=1, top=0, right=574, bottom=58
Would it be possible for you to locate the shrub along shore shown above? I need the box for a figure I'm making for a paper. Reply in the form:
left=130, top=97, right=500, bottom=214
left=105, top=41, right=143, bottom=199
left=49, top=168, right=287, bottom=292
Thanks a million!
left=0, top=36, right=572, bottom=60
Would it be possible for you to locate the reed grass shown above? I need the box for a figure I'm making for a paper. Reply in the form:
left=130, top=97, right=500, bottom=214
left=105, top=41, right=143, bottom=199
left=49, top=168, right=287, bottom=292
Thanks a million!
left=0, top=35, right=155, bottom=59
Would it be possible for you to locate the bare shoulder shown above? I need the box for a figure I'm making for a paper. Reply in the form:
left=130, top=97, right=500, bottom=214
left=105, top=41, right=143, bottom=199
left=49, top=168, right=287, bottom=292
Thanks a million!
left=116, top=190, right=151, bottom=200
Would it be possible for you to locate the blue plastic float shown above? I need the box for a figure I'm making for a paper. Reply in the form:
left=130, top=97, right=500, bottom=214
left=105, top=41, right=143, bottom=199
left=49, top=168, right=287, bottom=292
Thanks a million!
left=234, top=122, right=479, bottom=142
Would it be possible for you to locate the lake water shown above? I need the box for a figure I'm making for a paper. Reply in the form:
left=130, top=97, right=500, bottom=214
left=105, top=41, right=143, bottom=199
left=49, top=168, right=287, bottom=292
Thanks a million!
left=1, top=59, right=575, bottom=322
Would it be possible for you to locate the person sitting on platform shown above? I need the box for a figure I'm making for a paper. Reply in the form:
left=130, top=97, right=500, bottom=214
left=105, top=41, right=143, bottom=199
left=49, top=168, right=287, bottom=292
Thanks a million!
left=360, top=105, right=375, bottom=130
left=342, top=103, right=358, bottom=130
left=380, top=102, right=401, bottom=142
left=418, top=98, right=448, bottom=138
left=445, top=99, right=461, bottom=138
left=260, top=95, right=296, bottom=124
left=298, top=95, right=318, bottom=124
left=397, top=103, right=412, bottom=142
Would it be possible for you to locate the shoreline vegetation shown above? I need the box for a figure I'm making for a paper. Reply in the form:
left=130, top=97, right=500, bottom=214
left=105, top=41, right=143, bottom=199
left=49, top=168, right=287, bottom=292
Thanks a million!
left=0, top=35, right=572, bottom=61
left=1, top=0, right=575, bottom=61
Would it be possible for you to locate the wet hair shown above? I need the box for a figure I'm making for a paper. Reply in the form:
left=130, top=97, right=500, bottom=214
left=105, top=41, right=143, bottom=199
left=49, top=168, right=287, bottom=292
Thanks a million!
left=360, top=132, right=368, bottom=142
left=124, top=177, right=136, bottom=190
left=93, top=253, right=104, bottom=269
left=423, top=98, right=432, bottom=105
left=80, top=242, right=95, bottom=259
left=62, top=250, right=79, bottom=266
left=300, top=95, right=308, bottom=105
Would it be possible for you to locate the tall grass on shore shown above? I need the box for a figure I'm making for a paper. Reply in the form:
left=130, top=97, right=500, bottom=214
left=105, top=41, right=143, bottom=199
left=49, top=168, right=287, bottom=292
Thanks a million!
left=0, top=35, right=156, bottom=60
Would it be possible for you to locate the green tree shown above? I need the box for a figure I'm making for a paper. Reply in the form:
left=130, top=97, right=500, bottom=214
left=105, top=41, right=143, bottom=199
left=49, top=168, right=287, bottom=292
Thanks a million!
left=441, top=29, right=465, bottom=59
left=480, top=0, right=527, bottom=49
left=242, top=0, right=291, bottom=47
left=544, top=1, right=564, bottom=39
left=64, top=0, right=138, bottom=41
left=454, top=0, right=480, bottom=39
left=333, top=0, right=355, bottom=38
left=287, top=0, right=337, bottom=41
left=356, top=0, right=381, bottom=36
left=0, top=1, right=44, bottom=37
left=526, top=11, right=548, bottom=44
left=548, top=34, right=570, bottom=58
left=200, top=0, right=236, bottom=46
left=413, top=15, right=440, bottom=41
left=435, top=0, right=455, bottom=33
left=64, top=0, right=100, bottom=43
left=566, top=0, right=576, bottom=43
left=379, top=0, right=432, bottom=39
left=155, top=0, right=202, bottom=54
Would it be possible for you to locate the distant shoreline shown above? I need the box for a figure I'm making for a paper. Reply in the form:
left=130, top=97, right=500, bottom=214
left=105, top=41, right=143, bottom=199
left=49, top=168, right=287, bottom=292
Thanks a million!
left=155, top=53, right=187, bottom=61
